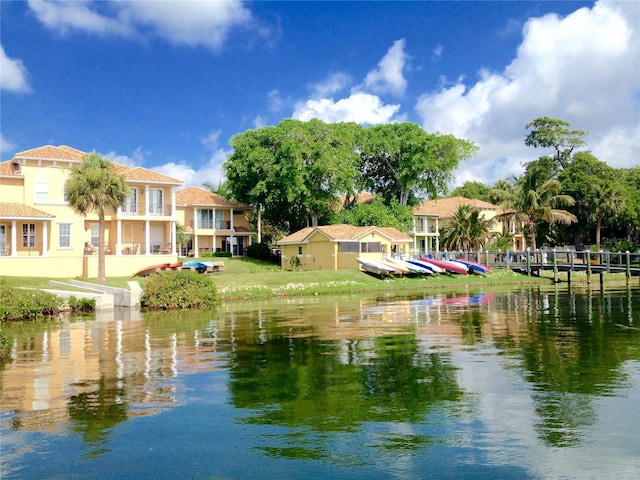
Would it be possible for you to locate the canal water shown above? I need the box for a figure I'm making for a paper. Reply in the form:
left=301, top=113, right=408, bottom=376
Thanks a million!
left=1, top=285, right=639, bottom=479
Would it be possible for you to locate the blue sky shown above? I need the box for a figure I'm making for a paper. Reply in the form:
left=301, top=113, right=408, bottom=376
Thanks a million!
left=1, top=1, right=638, bottom=190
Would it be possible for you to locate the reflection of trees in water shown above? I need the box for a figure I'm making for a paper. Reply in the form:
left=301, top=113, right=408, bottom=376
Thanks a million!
left=227, top=333, right=463, bottom=460
left=67, top=377, right=128, bottom=452
left=493, top=288, right=640, bottom=447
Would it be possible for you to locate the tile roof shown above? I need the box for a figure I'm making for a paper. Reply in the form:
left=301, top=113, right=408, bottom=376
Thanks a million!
left=0, top=203, right=55, bottom=219
left=13, top=145, right=86, bottom=161
left=0, top=160, right=20, bottom=176
left=413, top=196, right=500, bottom=217
left=5, top=146, right=182, bottom=185
left=176, top=186, right=249, bottom=208
left=278, top=224, right=412, bottom=244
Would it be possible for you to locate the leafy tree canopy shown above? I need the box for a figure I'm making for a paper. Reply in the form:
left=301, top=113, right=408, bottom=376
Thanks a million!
left=451, top=181, right=492, bottom=202
left=359, top=123, right=477, bottom=206
left=525, top=116, right=587, bottom=169
left=332, top=195, right=413, bottom=231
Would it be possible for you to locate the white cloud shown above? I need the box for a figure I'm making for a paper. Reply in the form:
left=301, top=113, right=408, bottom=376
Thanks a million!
left=102, top=147, right=146, bottom=167
left=267, top=89, right=284, bottom=113
left=27, top=0, right=133, bottom=37
left=310, top=72, right=352, bottom=97
left=27, top=0, right=253, bottom=49
left=0, top=45, right=31, bottom=93
left=415, top=0, right=640, bottom=186
left=0, top=133, right=17, bottom=154
left=360, top=39, right=409, bottom=98
left=432, top=44, right=443, bottom=62
left=293, top=92, right=400, bottom=125
left=117, top=0, right=252, bottom=50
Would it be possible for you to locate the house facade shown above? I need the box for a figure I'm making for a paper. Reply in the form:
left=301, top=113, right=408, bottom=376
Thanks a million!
left=0, top=145, right=183, bottom=278
left=411, top=196, right=527, bottom=253
left=175, top=186, right=254, bottom=256
left=277, top=224, right=413, bottom=271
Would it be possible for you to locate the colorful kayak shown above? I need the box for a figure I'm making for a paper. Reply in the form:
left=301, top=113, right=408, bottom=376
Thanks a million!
left=454, top=258, right=492, bottom=273
left=419, top=257, right=468, bottom=275
left=384, top=256, right=433, bottom=275
left=357, top=257, right=400, bottom=276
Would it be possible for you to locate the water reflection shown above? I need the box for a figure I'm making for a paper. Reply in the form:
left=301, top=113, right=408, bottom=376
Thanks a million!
left=1, top=286, right=639, bottom=479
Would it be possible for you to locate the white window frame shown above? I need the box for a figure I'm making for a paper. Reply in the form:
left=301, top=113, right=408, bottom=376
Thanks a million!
left=22, top=223, right=36, bottom=248
left=58, top=223, right=72, bottom=249
left=90, top=224, right=100, bottom=248
left=35, top=180, right=49, bottom=203
left=198, top=209, right=214, bottom=229
left=149, top=189, right=164, bottom=215
left=122, top=188, right=138, bottom=214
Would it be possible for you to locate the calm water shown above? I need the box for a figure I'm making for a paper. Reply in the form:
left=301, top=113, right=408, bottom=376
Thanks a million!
left=1, top=285, right=639, bottom=480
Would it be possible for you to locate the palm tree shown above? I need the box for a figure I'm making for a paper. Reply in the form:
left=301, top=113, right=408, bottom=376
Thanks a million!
left=65, top=153, right=129, bottom=283
left=440, top=204, right=490, bottom=251
left=592, top=183, right=624, bottom=251
left=493, top=166, right=577, bottom=251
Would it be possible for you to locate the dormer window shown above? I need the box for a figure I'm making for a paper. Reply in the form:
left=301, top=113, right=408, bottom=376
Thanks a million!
left=12, top=161, right=21, bottom=174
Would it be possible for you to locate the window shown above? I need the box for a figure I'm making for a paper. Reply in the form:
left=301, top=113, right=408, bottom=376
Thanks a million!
left=298, top=246, right=303, bottom=255
left=360, top=242, right=381, bottom=253
left=149, top=189, right=163, bottom=215
left=215, top=210, right=225, bottom=229
left=198, top=209, right=214, bottom=229
left=90, top=224, right=99, bottom=248
left=122, top=188, right=137, bottom=214
left=415, top=218, right=425, bottom=233
left=35, top=181, right=49, bottom=202
left=58, top=223, right=71, bottom=248
left=338, top=242, right=359, bottom=253
left=22, top=223, right=35, bottom=247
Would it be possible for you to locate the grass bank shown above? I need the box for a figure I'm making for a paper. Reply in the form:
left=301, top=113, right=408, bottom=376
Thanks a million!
left=4, top=257, right=634, bottom=303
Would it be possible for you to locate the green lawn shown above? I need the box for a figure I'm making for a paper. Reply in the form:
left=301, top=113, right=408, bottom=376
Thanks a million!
left=1, top=257, right=634, bottom=301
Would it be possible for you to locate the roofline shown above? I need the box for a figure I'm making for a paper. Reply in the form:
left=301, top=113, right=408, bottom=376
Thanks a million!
left=0, top=216, right=55, bottom=220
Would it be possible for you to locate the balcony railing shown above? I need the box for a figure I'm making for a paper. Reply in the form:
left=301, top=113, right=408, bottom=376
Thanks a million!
left=119, top=204, right=174, bottom=216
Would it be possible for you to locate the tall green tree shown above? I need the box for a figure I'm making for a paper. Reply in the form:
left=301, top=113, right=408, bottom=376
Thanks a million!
left=65, top=153, right=129, bottom=283
left=493, top=163, right=577, bottom=250
left=225, top=119, right=363, bottom=232
left=525, top=116, right=587, bottom=170
left=332, top=195, right=413, bottom=231
left=450, top=181, right=492, bottom=202
left=439, top=204, right=490, bottom=251
left=559, top=152, right=620, bottom=250
left=359, top=123, right=477, bottom=205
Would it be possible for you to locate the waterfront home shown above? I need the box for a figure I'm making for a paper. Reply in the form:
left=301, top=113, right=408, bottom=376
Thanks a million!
left=411, top=196, right=527, bottom=253
left=175, top=186, right=255, bottom=256
left=0, top=145, right=182, bottom=278
left=277, top=224, right=412, bottom=271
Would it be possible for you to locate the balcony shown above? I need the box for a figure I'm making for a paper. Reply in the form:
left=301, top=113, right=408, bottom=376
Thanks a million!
left=119, top=203, right=174, bottom=217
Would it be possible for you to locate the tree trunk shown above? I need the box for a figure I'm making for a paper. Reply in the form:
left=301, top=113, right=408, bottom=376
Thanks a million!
left=98, top=215, right=106, bottom=283
left=595, top=215, right=603, bottom=252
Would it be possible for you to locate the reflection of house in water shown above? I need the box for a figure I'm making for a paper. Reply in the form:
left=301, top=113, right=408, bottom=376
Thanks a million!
left=0, top=310, right=223, bottom=433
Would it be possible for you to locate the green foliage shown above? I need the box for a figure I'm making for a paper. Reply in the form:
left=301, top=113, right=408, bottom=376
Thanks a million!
left=289, top=256, right=302, bottom=271
left=246, top=242, right=272, bottom=260
left=613, top=240, right=638, bottom=253
left=487, top=233, right=514, bottom=252
left=67, top=296, right=96, bottom=312
left=359, top=123, right=477, bottom=205
left=332, top=195, right=413, bottom=231
left=141, top=270, right=217, bottom=309
left=225, top=119, right=363, bottom=232
left=200, top=251, right=232, bottom=258
left=439, top=204, right=490, bottom=251
left=525, top=116, right=587, bottom=169
left=450, top=181, right=492, bottom=202
left=0, top=281, right=62, bottom=320
left=65, top=152, right=130, bottom=283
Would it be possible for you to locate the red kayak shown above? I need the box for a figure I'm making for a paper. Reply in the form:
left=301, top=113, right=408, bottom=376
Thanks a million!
left=419, top=257, right=468, bottom=275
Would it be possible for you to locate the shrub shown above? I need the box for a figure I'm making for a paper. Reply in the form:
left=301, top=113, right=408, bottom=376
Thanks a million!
left=67, top=296, right=96, bottom=312
left=614, top=240, right=638, bottom=253
left=141, top=270, right=217, bottom=309
left=246, top=242, right=271, bottom=260
left=0, top=280, right=62, bottom=321
left=201, top=251, right=232, bottom=258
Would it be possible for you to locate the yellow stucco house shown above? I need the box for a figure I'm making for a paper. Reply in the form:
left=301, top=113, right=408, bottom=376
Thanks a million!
left=277, top=224, right=413, bottom=271
left=0, top=145, right=184, bottom=278
left=175, top=186, right=255, bottom=256
left=411, top=196, right=526, bottom=253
